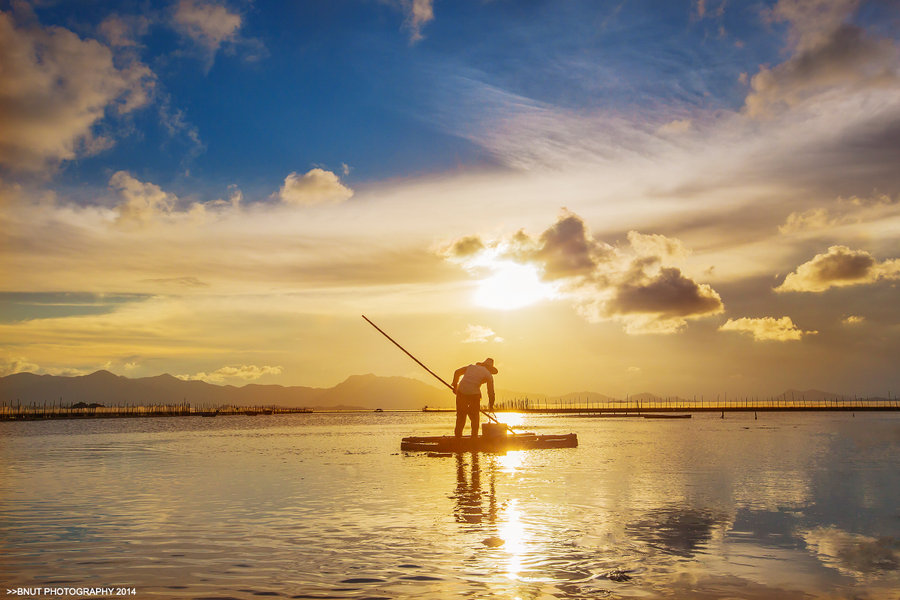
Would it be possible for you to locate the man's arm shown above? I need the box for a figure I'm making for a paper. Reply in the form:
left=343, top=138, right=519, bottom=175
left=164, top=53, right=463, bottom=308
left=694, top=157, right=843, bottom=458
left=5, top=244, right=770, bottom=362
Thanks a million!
left=486, top=375, right=495, bottom=410
left=451, top=366, right=467, bottom=393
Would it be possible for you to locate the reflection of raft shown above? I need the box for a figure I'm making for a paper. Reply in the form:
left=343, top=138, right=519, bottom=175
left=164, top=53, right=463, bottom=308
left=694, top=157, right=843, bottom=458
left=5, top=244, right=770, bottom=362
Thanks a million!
left=401, top=432, right=578, bottom=453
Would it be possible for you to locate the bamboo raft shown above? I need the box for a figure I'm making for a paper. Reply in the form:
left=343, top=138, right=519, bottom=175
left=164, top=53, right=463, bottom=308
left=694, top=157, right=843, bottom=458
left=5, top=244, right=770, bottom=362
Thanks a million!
left=401, top=432, right=578, bottom=453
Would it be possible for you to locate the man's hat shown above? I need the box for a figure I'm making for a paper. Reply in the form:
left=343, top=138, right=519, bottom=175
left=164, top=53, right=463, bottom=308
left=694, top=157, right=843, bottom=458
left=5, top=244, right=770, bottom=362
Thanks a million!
left=477, top=357, right=498, bottom=374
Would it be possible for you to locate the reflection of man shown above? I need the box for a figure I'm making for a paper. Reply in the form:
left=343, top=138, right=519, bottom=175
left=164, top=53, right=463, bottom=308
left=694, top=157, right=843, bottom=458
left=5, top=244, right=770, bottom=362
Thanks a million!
left=454, top=453, right=482, bottom=524
left=452, top=453, right=499, bottom=526
left=451, top=358, right=497, bottom=438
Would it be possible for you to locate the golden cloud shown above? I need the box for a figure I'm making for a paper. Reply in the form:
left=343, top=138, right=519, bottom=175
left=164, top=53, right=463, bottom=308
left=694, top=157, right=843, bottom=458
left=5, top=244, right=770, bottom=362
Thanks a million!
left=442, top=210, right=724, bottom=334
left=110, top=171, right=178, bottom=226
left=177, top=364, right=283, bottom=383
left=277, top=168, right=354, bottom=206
left=776, top=245, right=900, bottom=292
left=719, top=316, right=816, bottom=341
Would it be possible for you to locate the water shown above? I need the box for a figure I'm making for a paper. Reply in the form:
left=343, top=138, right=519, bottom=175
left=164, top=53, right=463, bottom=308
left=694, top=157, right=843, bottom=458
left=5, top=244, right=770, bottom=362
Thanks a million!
left=1, top=412, right=898, bottom=599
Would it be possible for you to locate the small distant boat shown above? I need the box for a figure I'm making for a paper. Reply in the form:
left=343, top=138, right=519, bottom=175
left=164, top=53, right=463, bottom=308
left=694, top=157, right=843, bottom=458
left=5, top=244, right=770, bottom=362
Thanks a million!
left=374, top=408, right=384, bottom=412
left=401, top=432, right=577, bottom=453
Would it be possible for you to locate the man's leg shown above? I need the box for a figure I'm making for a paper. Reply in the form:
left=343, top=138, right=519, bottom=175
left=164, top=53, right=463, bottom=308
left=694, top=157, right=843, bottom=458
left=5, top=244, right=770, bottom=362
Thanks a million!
left=468, top=398, right=480, bottom=438
left=455, top=394, right=467, bottom=437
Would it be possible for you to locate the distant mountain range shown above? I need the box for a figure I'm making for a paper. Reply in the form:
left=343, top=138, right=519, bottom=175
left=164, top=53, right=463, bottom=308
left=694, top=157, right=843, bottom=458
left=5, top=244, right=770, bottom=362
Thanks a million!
left=0, top=370, right=873, bottom=411
left=0, top=370, right=452, bottom=411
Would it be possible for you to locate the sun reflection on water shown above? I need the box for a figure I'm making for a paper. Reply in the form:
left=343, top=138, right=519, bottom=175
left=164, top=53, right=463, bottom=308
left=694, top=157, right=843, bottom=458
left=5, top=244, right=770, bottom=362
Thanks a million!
left=501, top=412, right=525, bottom=427
left=499, top=498, right=528, bottom=580
left=497, top=449, right=525, bottom=473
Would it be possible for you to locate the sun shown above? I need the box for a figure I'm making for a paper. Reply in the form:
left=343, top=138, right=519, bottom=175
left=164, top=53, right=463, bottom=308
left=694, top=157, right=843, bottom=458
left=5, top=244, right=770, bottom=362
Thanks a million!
left=473, top=260, right=556, bottom=310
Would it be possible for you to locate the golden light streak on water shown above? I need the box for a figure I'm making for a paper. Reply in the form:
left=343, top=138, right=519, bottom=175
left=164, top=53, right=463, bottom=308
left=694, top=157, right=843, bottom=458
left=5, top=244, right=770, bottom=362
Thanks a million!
left=497, top=449, right=525, bottom=472
left=499, top=498, right=528, bottom=580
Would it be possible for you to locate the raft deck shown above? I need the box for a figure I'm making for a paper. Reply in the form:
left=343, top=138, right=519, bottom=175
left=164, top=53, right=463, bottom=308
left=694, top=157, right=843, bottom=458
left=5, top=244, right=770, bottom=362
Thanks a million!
left=401, top=432, right=578, bottom=453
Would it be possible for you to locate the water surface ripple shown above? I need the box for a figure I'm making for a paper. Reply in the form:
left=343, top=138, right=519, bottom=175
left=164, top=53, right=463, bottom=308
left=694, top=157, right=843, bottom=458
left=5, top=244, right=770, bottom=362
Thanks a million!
left=2, top=412, right=898, bottom=598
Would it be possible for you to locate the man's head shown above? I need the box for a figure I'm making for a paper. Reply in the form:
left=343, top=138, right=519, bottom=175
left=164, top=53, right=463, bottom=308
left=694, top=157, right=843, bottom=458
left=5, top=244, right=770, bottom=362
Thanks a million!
left=477, top=358, right=498, bottom=374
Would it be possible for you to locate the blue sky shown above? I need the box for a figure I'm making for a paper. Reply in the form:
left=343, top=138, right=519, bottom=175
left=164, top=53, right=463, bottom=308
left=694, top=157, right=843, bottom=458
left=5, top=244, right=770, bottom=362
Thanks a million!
left=2, top=0, right=900, bottom=397
left=20, top=1, right=788, bottom=192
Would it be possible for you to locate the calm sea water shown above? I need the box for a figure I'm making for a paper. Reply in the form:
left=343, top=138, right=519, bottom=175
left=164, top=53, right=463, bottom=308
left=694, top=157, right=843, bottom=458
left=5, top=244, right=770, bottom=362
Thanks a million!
left=1, top=411, right=898, bottom=599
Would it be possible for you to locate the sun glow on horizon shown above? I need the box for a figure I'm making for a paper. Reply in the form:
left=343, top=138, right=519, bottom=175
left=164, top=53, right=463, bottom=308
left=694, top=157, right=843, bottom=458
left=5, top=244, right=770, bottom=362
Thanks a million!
left=473, top=260, right=556, bottom=310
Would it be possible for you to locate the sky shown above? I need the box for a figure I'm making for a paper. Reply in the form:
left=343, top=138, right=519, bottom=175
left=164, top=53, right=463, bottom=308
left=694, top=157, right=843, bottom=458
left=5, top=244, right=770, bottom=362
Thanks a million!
left=1, top=0, right=899, bottom=399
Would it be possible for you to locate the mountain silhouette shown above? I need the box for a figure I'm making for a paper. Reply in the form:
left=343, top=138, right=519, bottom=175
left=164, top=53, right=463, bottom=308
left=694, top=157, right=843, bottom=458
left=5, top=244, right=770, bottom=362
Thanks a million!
left=0, top=370, right=451, bottom=411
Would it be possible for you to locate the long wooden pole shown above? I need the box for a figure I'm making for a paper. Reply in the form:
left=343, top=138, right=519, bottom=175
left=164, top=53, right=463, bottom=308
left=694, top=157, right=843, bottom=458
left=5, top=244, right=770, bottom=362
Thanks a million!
left=361, top=315, right=509, bottom=430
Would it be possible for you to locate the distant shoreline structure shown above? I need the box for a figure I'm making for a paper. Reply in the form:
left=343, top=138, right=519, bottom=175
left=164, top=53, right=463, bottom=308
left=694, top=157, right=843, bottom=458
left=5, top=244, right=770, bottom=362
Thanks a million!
left=0, top=404, right=314, bottom=422
left=2, top=399, right=898, bottom=422
left=2, top=370, right=897, bottom=420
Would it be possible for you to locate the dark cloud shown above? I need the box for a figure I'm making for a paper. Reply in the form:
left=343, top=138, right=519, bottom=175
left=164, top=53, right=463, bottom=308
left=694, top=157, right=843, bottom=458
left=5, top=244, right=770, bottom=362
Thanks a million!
left=446, top=235, right=486, bottom=258
left=609, top=266, right=723, bottom=318
left=534, top=213, right=606, bottom=279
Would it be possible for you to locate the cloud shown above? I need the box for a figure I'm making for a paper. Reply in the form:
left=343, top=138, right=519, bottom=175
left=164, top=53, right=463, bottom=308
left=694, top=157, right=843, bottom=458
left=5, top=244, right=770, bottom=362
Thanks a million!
left=443, top=211, right=724, bottom=334
left=441, top=235, right=486, bottom=258
left=779, top=192, right=898, bottom=234
left=533, top=213, right=610, bottom=280
left=276, top=169, right=354, bottom=206
left=402, top=0, right=434, bottom=43
left=842, top=315, right=864, bottom=325
left=719, top=316, right=816, bottom=341
left=745, top=0, right=899, bottom=117
left=0, top=356, right=41, bottom=376
left=657, top=119, right=693, bottom=136
left=609, top=266, right=724, bottom=320
left=141, top=277, right=209, bottom=288
left=98, top=14, right=151, bottom=48
left=172, top=0, right=241, bottom=54
left=109, top=171, right=178, bottom=226
left=0, top=353, right=92, bottom=377
left=462, top=324, right=503, bottom=344
left=776, top=245, right=900, bottom=292
left=177, top=364, right=283, bottom=383
left=0, top=10, right=155, bottom=172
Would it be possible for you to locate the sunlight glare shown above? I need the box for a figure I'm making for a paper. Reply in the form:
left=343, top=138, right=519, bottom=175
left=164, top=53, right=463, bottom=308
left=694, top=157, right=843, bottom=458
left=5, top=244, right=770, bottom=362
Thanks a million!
left=502, top=413, right=525, bottom=427
left=473, top=260, right=555, bottom=310
left=498, top=450, right=525, bottom=473
left=500, top=499, right=527, bottom=579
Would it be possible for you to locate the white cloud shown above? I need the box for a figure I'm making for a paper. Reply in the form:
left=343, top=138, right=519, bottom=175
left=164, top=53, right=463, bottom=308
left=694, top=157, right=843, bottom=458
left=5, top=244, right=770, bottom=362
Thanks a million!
left=172, top=0, right=241, bottom=54
left=402, top=0, right=434, bottom=43
left=276, top=169, right=354, bottom=206
left=0, top=10, right=154, bottom=172
left=719, top=316, right=816, bottom=341
left=462, top=324, right=503, bottom=344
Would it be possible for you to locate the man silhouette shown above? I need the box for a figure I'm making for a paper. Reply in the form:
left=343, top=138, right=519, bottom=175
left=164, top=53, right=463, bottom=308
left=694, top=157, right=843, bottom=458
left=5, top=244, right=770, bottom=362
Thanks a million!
left=451, top=358, right=497, bottom=438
